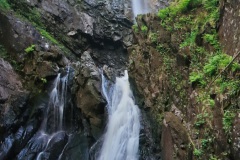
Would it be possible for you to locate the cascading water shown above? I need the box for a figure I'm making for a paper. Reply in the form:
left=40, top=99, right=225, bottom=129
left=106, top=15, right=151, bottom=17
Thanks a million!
left=17, top=67, right=71, bottom=160
left=98, top=70, right=140, bottom=160
left=132, top=0, right=151, bottom=18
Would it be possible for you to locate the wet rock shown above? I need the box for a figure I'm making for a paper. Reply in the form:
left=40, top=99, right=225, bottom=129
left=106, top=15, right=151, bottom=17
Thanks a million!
left=59, top=133, right=89, bottom=160
left=45, top=131, right=69, bottom=160
left=0, top=134, right=14, bottom=160
left=0, top=58, right=29, bottom=139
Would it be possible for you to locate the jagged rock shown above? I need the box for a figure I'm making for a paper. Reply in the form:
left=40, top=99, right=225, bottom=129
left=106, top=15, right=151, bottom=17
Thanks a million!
left=0, top=58, right=29, bottom=139
left=45, top=132, right=69, bottom=160
left=58, top=133, right=89, bottom=160
left=0, top=58, right=23, bottom=103
left=35, top=61, right=59, bottom=78
left=75, top=51, right=105, bottom=139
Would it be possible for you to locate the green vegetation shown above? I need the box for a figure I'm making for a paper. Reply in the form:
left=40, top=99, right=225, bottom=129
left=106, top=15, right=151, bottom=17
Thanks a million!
left=0, top=44, right=8, bottom=59
left=40, top=77, right=47, bottom=84
left=0, top=0, right=10, bottom=10
left=194, top=113, right=208, bottom=127
left=149, top=32, right=157, bottom=43
left=223, top=111, right=236, bottom=135
left=39, top=29, right=59, bottom=45
left=25, top=44, right=35, bottom=53
left=193, top=148, right=203, bottom=157
left=141, top=25, right=148, bottom=33
left=189, top=72, right=206, bottom=86
left=133, top=0, right=238, bottom=158
left=132, top=24, right=139, bottom=32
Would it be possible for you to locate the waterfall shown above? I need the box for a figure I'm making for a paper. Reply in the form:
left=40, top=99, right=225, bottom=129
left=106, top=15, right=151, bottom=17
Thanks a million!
left=98, top=70, right=140, bottom=160
left=41, top=67, right=70, bottom=133
left=17, top=67, right=71, bottom=160
left=132, top=0, right=151, bottom=18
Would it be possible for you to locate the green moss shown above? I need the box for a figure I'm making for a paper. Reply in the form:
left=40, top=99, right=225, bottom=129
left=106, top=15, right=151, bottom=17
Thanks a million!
left=39, top=29, right=59, bottom=45
left=0, top=0, right=10, bottom=10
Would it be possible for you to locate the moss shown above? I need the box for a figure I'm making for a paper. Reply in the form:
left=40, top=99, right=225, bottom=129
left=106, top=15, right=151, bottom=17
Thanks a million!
left=39, top=29, right=59, bottom=45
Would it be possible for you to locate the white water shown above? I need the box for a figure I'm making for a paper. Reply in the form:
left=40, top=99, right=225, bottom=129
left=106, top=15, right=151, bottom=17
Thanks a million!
left=35, top=68, right=70, bottom=159
left=98, top=70, right=140, bottom=160
left=132, top=0, right=151, bottom=18
left=41, top=67, right=69, bottom=133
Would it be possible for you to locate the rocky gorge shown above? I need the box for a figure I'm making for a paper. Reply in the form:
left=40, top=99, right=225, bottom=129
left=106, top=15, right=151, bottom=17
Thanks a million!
left=0, top=0, right=239, bottom=160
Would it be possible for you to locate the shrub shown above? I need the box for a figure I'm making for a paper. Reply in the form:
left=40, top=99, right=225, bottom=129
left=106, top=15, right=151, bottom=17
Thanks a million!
left=189, top=72, right=206, bottom=86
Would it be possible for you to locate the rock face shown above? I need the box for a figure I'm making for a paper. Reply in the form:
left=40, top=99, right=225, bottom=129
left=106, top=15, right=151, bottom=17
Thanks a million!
left=0, top=58, right=29, bottom=140
left=128, top=1, right=240, bottom=159
left=9, top=0, right=133, bottom=70
left=219, top=0, right=240, bottom=56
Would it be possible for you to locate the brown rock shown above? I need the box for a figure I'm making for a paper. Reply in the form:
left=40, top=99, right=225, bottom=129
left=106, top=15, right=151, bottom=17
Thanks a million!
left=162, top=112, right=190, bottom=160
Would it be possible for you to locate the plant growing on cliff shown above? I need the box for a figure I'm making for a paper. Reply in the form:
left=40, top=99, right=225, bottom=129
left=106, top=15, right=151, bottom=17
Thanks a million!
left=189, top=72, right=206, bottom=86
left=0, top=44, right=8, bottom=59
left=223, top=110, right=236, bottom=135
left=0, top=0, right=10, bottom=10
left=39, top=29, right=59, bottom=45
left=132, top=24, right=139, bottom=33
left=141, top=25, right=148, bottom=33
left=25, top=45, right=35, bottom=53
left=193, top=148, right=203, bottom=157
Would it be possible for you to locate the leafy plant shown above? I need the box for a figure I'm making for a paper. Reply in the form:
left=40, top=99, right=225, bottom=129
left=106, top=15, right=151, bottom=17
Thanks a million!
left=141, top=25, right=148, bottom=33
left=149, top=32, right=157, bottom=43
left=189, top=72, right=206, bottom=86
left=132, top=24, right=139, bottom=33
left=195, top=113, right=208, bottom=127
left=40, top=78, right=47, bottom=84
left=223, top=110, right=236, bottom=135
left=25, top=44, right=35, bottom=53
left=193, top=148, right=203, bottom=157
left=201, top=139, right=209, bottom=148
left=203, top=33, right=220, bottom=49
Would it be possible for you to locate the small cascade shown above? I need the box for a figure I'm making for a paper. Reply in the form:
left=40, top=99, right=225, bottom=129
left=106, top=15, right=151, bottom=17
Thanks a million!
left=17, top=67, right=72, bottom=160
left=132, top=0, right=151, bottom=18
left=42, top=66, right=70, bottom=133
left=98, top=70, right=141, bottom=160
